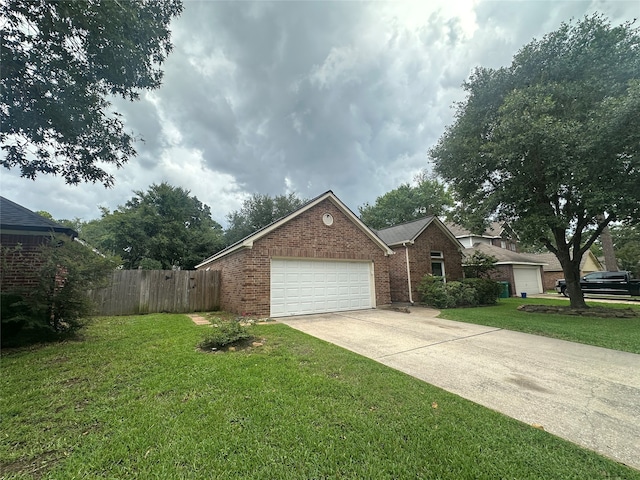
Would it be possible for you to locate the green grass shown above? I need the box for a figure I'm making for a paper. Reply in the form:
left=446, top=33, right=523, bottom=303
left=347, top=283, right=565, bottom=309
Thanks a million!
left=438, top=298, right=640, bottom=354
left=1, top=314, right=638, bottom=479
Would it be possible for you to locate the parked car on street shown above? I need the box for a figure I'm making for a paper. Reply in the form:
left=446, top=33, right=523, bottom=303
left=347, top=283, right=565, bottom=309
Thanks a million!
left=556, top=271, right=640, bottom=297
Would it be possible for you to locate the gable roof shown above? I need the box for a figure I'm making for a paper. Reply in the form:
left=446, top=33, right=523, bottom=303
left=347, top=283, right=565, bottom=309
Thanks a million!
left=444, top=221, right=511, bottom=240
left=529, top=251, right=603, bottom=272
left=375, top=216, right=463, bottom=249
left=0, top=196, right=77, bottom=237
left=464, top=243, right=546, bottom=266
left=196, top=191, right=393, bottom=268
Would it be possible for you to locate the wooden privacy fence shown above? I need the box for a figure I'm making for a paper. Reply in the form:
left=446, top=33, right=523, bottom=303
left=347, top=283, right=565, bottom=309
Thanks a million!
left=89, top=269, right=221, bottom=316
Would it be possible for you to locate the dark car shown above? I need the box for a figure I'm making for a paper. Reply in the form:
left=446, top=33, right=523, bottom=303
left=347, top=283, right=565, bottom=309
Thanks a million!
left=556, top=271, right=640, bottom=297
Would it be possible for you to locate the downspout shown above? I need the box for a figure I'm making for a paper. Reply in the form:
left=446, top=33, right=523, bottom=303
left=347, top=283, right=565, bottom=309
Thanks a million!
left=403, top=242, right=414, bottom=304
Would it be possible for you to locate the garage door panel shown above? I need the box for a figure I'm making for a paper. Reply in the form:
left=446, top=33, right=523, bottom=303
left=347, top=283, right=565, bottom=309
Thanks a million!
left=513, top=267, right=543, bottom=295
left=271, top=259, right=373, bottom=317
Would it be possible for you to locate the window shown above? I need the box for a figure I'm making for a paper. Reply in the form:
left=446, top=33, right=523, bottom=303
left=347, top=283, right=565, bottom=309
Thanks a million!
left=431, top=261, right=444, bottom=277
left=430, top=251, right=443, bottom=258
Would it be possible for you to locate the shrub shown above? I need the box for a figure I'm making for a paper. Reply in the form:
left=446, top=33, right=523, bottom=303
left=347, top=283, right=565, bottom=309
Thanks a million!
left=446, top=281, right=478, bottom=307
left=1, top=235, right=118, bottom=346
left=417, top=275, right=502, bottom=308
left=417, top=276, right=454, bottom=309
left=462, top=278, right=502, bottom=305
left=198, top=319, right=252, bottom=350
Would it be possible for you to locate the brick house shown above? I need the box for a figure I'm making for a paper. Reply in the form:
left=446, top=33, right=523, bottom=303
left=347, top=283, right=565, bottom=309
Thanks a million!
left=444, top=221, right=547, bottom=297
left=196, top=191, right=394, bottom=317
left=375, top=217, right=464, bottom=303
left=0, top=196, right=77, bottom=294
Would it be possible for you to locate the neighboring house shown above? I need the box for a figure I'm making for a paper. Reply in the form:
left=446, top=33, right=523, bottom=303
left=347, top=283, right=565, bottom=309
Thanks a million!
left=464, top=243, right=546, bottom=297
left=196, top=191, right=394, bottom=318
left=375, top=217, right=464, bottom=303
left=444, top=221, right=545, bottom=296
left=0, top=196, right=77, bottom=293
left=445, top=221, right=519, bottom=251
left=531, top=251, right=603, bottom=291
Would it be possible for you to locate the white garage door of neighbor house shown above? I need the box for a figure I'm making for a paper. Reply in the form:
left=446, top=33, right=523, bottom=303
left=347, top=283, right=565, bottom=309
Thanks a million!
left=513, top=266, right=543, bottom=296
left=270, top=259, right=373, bottom=317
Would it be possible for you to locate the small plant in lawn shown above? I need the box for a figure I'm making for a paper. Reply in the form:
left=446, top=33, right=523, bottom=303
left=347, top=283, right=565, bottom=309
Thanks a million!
left=198, top=318, right=253, bottom=351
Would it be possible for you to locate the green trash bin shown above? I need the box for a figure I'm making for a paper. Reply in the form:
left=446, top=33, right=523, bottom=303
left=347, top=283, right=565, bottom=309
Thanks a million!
left=499, top=281, right=510, bottom=298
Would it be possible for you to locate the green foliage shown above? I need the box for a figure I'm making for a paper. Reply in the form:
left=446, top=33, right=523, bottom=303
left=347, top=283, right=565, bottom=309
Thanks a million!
left=463, top=251, right=498, bottom=278
left=198, top=319, right=252, bottom=350
left=417, top=276, right=453, bottom=309
left=1, top=0, right=183, bottom=186
left=80, top=183, right=224, bottom=269
left=225, top=193, right=306, bottom=245
left=590, top=224, right=640, bottom=277
left=1, top=235, right=118, bottom=346
left=417, top=275, right=501, bottom=308
left=461, top=278, right=502, bottom=306
left=430, top=15, right=640, bottom=308
left=359, top=171, right=453, bottom=229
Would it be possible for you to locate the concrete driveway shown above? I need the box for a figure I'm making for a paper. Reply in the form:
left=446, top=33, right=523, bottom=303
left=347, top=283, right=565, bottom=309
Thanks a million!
left=279, top=308, right=640, bottom=470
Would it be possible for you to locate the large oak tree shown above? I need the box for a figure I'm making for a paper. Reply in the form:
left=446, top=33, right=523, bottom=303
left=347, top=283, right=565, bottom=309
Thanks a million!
left=1, top=0, right=182, bottom=185
left=84, top=183, right=224, bottom=270
left=430, top=15, right=639, bottom=308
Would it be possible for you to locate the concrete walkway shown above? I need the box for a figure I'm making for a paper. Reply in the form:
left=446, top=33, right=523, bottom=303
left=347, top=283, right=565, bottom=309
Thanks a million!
left=279, top=308, right=640, bottom=470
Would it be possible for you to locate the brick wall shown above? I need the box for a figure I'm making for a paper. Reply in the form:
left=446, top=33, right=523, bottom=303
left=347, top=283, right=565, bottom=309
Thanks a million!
left=1, top=234, right=49, bottom=293
left=543, top=271, right=564, bottom=291
left=198, top=199, right=391, bottom=317
left=388, top=223, right=464, bottom=303
left=489, top=265, right=515, bottom=297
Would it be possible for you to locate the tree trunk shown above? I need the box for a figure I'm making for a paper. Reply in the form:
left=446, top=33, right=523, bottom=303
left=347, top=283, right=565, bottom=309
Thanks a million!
left=600, top=224, right=618, bottom=271
left=555, top=248, right=588, bottom=309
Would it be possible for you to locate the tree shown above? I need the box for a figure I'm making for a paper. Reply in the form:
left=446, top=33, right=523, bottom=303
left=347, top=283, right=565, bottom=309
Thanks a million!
left=87, top=183, right=224, bottom=269
left=591, top=224, right=640, bottom=277
left=1, top=0, right=183, bottom=185
left=430, top=15, right=640, bottom=308
left=224, top=193, right=306, bottom=246
left=463, top=251, right=498, bottom=279
left=358, top=171, right=453, bottom=229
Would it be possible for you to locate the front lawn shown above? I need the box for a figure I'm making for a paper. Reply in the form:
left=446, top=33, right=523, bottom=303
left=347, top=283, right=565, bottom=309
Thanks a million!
left=1, top=314, right=638, bottom=479
left=438, top=298, right=640, bottom=354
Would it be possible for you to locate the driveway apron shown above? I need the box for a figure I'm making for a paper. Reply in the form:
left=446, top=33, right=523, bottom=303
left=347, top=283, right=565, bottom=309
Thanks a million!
left=279, top=308, right=640, bottom=470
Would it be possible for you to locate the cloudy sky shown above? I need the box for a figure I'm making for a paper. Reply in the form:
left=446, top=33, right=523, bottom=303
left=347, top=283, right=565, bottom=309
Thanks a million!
left=2, top=0, right=638, bottom=226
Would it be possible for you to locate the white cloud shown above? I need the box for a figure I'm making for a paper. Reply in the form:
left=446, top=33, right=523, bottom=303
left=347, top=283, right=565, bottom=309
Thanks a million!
left=2, top=0, right=638, bottom=229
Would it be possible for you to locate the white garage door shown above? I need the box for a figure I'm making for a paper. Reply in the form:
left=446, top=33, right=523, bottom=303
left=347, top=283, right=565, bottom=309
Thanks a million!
left=270, top=259, right=373, bottom=317
left=513, top=266, right=543, bottom=296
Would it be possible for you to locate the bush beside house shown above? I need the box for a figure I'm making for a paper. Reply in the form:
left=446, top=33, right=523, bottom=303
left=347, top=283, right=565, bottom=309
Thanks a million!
left=418, top=275, right=502, bottom=308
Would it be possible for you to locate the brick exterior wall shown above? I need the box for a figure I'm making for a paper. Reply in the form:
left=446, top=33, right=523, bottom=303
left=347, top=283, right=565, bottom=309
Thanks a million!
left=544, top=271, right=564, bottom=292
left=198, top=199, right=391, bottom=317
left=489, top=265, right=515, bottom=297
left=388, top=223, right=464, bottom=303
left=1, top=233, right=49, bottom=293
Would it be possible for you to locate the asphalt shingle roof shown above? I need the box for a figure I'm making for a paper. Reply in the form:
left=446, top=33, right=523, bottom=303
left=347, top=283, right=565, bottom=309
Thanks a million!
left=464, top=243, right=546, bottom=265
left=443, top=221, right=505, bottom=238
left=374, top=216, right=435, bottom=246
left=0, top=196, right=77, bottom=237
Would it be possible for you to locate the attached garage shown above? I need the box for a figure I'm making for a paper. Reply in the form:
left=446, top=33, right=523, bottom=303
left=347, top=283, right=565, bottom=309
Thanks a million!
left=270, top=259, right=373, bottom=317
left=513, top=266, right=544, bottom=296
left=196, top=191, right=393, bottom=317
